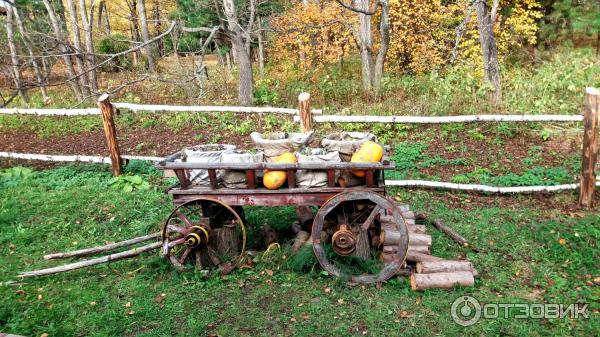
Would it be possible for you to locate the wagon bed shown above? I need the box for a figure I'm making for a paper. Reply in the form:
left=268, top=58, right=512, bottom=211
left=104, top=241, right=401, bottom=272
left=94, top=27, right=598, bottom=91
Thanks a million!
left=156, top=151, right=396, bottom=206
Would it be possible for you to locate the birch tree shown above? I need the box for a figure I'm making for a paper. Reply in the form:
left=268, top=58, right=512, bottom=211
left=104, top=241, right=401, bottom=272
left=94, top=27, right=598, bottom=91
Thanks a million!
left=78, top=0, right=99, bottom=94
left=65, top=0, right=90, bottom=96
left=138, top=0, right=156, bottom=72
left=5, top=3, right=28, bottom=103
left=336, top=0, right=390, bottom=93
left=41, top=0, right=83, bottom=100
left=475, top=0, right=501, bottom=105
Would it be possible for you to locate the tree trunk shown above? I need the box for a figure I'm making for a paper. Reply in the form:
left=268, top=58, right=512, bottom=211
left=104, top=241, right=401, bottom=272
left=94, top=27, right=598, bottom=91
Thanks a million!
left=137, top=0, right=156, bottom=72
left=78, top=0, right=98, bottom=95
left=257, top=16, right=265, bottom=77
left=13, top=6, right=48, bottom=100
left=98, top=1, right=112, bottom=35
left=42, top=0, right=82, bottom=100
left=223, top=0, right=254, bottom=105
left=372, top=0, right=390, bottom=92
left=66, top=0, right=91, bottom=97
left=475, top=0, right=502, bottom=105
left=357, top=0, right=374, bottom=92
left=153, top=0, right=164, bottom=57
left=5, top=6, right=28, bottom=103
left=128, top=0, right=142, bottom=66
left=410, top=271, right=475, bottom=290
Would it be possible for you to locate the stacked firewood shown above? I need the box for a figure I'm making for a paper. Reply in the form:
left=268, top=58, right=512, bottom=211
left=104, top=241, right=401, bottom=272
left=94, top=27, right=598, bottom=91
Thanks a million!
left=381, top=206, right=477, bottom=291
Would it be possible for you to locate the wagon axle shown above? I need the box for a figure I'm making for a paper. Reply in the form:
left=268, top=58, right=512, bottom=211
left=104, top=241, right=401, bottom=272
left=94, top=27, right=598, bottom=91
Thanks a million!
left=184, top=225, right=210, bottom=248
left=331, top=224, right=357, bottom=256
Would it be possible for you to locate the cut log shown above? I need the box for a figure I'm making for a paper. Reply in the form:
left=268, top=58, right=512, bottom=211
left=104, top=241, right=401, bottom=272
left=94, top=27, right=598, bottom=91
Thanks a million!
left=405, top=251, right=443, bottom=263
left=407, top=224, right=427, bottom=234
left=295, top=206, right=314, bottom=232
left=44, top=232, right=160, bottom=260
left=431, top=219, right=469, bottom=247
left=380, top=228, right=401, bottom=245
left=298, top=92, right=313, bottom=133
left=353, top=226, right=371, bottom=260
left=410, top=271, right=475, bottom=290
left=407, top=245, right=430, bottom=254
left=292, top=230, right=310, bottom=252
left=19, top=242, right=163, bottom=277
left=214, top=225, right=238, bottom=257
left=408, top=233, right=432, bottom=246
left=261, top=224, right=278, bottom=248
left=416, top=260, right=478, bottom=277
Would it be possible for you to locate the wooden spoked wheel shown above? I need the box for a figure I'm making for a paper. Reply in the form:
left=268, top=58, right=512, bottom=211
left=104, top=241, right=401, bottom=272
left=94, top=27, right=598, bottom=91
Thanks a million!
left=161, top=198, right=246, bottom=274
left=311, top=191, right=409, bottom=284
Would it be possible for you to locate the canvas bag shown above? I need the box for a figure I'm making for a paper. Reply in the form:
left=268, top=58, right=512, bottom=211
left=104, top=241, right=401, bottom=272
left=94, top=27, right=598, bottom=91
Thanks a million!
left=180, top=144, right=236, bottom=185
left=295, top=149, right=341, bottom=187
left=250, top=131, right=315, bottom=158
left=221, top=151, right=264, bottom=188
left=321, top=132, right=377, bottom=161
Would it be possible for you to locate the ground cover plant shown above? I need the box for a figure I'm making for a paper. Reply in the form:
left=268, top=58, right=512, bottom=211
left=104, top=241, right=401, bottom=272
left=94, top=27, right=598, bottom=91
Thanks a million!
left=0, top=163, right=598, bottom=336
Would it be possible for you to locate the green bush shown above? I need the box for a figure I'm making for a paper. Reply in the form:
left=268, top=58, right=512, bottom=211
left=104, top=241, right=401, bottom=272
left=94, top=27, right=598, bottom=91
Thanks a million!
left=96, top=34, right=132, bottom=71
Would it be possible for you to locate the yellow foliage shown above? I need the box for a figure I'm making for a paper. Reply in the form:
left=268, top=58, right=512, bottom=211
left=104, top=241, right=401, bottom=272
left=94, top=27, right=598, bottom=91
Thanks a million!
left=449, top=0, right=543, bottom=74
left=270, top=1, right=357, bottom=73
left=62, top=0, right=177, bottom=39
left=387, top=0, right=446, bottom=73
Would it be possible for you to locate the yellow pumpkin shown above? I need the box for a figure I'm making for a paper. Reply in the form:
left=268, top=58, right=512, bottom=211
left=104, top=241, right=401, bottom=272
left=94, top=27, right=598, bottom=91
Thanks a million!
left=263, top=152, right=297, bottom=189
left=351, top=141, right=383, bottom=177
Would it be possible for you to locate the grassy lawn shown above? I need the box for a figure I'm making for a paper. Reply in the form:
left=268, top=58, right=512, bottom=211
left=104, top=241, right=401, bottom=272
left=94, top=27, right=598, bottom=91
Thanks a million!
left=0, top=163, right=598, bottom=336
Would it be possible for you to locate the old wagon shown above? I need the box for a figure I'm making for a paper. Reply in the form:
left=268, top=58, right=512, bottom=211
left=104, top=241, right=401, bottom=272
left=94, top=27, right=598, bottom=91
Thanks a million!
left=155, top=149, right=410, bottom=285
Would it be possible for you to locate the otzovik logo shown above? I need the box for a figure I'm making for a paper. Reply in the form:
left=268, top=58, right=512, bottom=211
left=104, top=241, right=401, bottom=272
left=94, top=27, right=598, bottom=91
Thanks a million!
left=451, top=296, right=589, bottom=326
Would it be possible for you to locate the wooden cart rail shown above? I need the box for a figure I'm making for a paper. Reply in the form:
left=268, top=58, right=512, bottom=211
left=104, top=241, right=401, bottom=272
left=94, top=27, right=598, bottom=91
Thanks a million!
left=156, top=159, right=395, bottom=190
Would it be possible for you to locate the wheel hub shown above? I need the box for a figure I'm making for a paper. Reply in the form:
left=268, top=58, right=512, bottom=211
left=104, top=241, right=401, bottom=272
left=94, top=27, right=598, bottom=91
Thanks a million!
left=184, top=225, right=209, bottom=248
left=331, top=224, right=356, bottom=256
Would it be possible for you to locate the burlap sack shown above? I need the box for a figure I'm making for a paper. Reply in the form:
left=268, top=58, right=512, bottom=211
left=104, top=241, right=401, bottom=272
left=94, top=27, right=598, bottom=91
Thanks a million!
left=221, top=151, right=264, bottom=189
left=250, top=131, right=314, bottom=158
left=321, top=132, right=377, bottom=161
left=180, top=144, right=236, bottom=185
left=295, top=149, right=341, bottom=187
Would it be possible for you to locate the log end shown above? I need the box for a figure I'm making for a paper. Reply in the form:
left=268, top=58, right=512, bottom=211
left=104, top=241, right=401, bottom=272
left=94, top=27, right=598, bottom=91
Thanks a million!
left=98, top=93, right=109, bottom=103
left=410, top=273, right=417, bottom=291
left=585, top=87, right=600, bottom=96
left=298, top=92, right=310, bottom=102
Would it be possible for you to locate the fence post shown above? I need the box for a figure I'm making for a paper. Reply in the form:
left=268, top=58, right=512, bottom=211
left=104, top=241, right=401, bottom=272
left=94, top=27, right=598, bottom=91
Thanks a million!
left=298, top=92, right=312, bottom=133
left=579, top=87, right=599, bottom=208
left=97, top=94, right=123, bottom=176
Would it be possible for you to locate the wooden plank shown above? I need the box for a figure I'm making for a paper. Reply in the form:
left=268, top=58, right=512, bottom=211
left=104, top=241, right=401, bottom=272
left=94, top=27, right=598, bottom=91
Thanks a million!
left=207, top=169, right=218, bottom=189
left=286, top=169, right=296, bottom=188
left=327, top=169, right=336, bottom=187
left=167, top=186, right=384, bottom=195
left=156, top=161, right=396, bottom=170
left=171, top=192, right=351, bottom=207
left=245, top=169, right=256, bottom=189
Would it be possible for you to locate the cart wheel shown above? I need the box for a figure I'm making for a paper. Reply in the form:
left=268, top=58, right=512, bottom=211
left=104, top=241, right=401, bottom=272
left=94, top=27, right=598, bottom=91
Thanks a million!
left=161, top=198, right=246, bottom=274
left=311, top=191, right=409, bottom=284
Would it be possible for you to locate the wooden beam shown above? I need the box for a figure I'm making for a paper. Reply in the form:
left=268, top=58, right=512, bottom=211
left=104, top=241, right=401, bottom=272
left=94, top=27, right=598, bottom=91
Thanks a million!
left=579, top=87, right=599, bottom=208
left=97, top=94, right=123, bottom=176
left=298, top=92, right=312, bottom=133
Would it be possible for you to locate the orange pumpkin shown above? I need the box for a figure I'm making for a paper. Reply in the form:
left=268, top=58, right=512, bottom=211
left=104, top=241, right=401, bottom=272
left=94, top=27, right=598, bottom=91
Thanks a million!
left=263, top=152, right=297, bottom=189
left=351, top=141, right=383, bottom=177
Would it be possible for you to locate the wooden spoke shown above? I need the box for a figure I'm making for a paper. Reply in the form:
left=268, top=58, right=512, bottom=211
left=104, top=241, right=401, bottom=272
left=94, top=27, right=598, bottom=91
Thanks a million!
left=178, top=247, right=192, bottom=264
left=360, top=205, right=382, bottom=231
left=206, top=246, right=222, bottom=266
left=194, top=250, right=203, bottom=270
left=174, top=210, right=194, bottom=227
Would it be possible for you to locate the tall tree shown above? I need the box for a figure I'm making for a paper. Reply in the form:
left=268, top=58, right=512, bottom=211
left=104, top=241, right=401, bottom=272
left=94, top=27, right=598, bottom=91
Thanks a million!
left=65, top=0, right=91, bottom=96
left=12, top=5, right=48, bottom=100
left=5, top=4, right=28, bottom=103
left=337, top=0, right=390, bottom=93
left=223, top=0, right=255, bottom=105
left=78, top=0, right=99, bottom=94
left=138, top=0, right=156, bottom=72
left=475, top=0, right=501, bottom=105
left=42, top=0, right=83, bottom=100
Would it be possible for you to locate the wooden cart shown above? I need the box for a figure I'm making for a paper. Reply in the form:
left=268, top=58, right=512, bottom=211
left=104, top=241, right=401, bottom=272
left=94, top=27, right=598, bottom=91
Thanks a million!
left=155, top=152, right=410, bottom=284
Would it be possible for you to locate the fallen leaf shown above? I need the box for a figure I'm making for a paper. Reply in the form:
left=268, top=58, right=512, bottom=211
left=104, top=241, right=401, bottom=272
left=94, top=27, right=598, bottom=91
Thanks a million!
left=266, top=269, right=274, bottom=277
left=37, top=294, right=43, bottom=300
left=415, top=298, right=422, bottom=305
left=324, top=287, right=331, bottom=294
left=337, top=299, right=344, bottom=304
left=125, top=302, right=131, bottom=308
left=559, top=238, right=566, bottom=245
left=154, top=294, right=166, bottom=304
left=40, top=334, right=49, bottom=337
left=593, top=276, right=600, bottom=285
left=290, top=317, right=296, bottom=322
left=127, top=310, right=135, bottom=316
left=89, top=301, right=97, bottom=306
left=15, top=289, right=25, bottom=296
left=302, top=314, right=309, bottom=320
left=399, top=311, right=415, bottom=318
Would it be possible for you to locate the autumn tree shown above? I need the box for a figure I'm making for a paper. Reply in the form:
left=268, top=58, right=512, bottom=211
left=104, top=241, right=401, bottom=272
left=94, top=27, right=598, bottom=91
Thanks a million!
left=270, top=1, right=356, bottom=73
left=336, top=0, right=391, bottom=93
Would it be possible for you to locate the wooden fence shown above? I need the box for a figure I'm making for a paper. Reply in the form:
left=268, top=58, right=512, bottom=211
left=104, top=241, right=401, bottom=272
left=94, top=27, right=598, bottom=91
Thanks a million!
left=1, top=89, right=598, bottom=207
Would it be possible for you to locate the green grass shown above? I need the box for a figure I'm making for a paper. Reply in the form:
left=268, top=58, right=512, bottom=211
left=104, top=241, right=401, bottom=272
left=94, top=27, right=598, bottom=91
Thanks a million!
left=1, top=164, right=598, bottom=336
